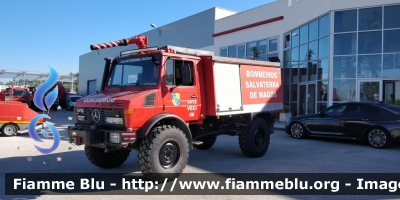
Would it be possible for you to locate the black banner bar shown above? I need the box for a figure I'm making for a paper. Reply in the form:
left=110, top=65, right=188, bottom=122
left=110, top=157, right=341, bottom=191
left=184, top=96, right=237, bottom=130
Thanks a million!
left=5, top=173, right=400, bottom=195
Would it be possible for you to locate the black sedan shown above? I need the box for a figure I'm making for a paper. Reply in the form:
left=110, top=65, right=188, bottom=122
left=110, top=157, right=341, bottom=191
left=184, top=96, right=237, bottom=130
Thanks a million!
left=285, top=101, right=400, bottom=148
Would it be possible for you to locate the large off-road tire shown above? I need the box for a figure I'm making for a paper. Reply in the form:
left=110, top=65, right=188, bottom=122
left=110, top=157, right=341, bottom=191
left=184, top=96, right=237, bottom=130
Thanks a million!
left=1, top=123, right=18, bottom=136
left=193, top=134, right=217, bottom=150
left=138, top=125, right=189, bottom=182
left=85, top=145, right=131, bottom=168
left=238, top=117, right=270, bottom=158
left=366, top=128, right=391, bottom=149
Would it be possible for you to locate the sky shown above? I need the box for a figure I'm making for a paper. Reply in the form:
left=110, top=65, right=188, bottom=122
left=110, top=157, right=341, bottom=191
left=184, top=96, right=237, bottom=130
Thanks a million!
left=0, top=0, right=276, bottom=76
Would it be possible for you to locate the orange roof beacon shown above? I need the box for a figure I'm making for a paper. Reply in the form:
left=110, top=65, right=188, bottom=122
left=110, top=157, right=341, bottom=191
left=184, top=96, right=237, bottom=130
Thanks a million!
left=0, top=101, right=44, bottom=136
left=68, top=35, right=283, bottom=182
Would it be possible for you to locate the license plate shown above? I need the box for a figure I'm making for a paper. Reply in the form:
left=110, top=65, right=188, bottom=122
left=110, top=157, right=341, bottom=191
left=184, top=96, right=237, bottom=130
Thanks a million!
left=106, top=117, right=123, bottom=124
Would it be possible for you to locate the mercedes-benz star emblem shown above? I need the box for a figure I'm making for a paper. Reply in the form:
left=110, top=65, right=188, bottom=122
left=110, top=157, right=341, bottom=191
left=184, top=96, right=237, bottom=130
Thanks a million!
left=92, top=109, right=101, bottom=123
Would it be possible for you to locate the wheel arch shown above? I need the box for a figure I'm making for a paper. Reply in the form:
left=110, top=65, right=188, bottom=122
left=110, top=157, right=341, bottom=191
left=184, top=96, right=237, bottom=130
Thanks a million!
left=363, top=126, right=391, bottom=142
left=251, top=111, right=274, bottom=134
left=288, top=121, right=309, bottom=134
left=137, top=113, right=193, bottom=148
left=1, top=122, right=20, bottom=135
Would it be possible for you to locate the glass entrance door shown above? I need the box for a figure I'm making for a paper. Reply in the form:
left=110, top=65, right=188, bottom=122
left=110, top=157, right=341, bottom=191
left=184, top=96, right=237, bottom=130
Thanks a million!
left=358, top=80, right=382, bottom=102
left=384, top=81, right=400, bottom=106
left=299, top=83, right=316, bottom=115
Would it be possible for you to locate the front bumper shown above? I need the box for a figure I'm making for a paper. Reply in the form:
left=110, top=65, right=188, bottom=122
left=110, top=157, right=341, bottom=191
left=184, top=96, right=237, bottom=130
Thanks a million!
left=67, top=125, right=136, bottom=148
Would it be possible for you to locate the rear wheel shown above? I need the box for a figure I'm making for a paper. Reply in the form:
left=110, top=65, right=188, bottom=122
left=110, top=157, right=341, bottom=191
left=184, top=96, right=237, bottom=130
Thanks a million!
left=193, top=134, right=217, bottom=150
left=238, top=118, right=270, bottom=158
left=85, top=145, right=131, bottom=168
left=1, top=124, right=18, bottom=136
left=367, top=128, right=390, bottom=149
left=137, top=125, right=189, bottom=182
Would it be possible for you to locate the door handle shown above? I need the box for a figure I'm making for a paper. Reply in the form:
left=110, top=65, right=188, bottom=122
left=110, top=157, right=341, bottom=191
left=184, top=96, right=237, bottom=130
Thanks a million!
left=191, top=95, right=197, bottom=98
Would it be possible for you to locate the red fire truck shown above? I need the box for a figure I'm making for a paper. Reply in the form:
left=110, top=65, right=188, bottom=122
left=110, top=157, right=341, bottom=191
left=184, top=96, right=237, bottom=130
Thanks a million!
left=68, top=35, right=283, bottom=181
left=0, top=101, right=44, bottom=136
left=0, top=87, right=30, bottom=105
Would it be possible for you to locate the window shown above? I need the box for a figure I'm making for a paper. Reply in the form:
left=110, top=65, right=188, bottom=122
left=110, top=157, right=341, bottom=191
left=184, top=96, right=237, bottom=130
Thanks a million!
left=323, top=104, right=347, bottom=116
left=334, top=10, right=357, bottom=33
left=300, top=24, right=308, bottom=44
left=358, top=7, right=382, bottom=31
left=383, top=30, right=400, bottom=53
left=334, top=33, right=357, bottom=55
left=309, top=19, right=318, bottom=41
left=384, top=5, right=400, bottom=29
left=165, top=59, right=194, bottom=86
left=228, top=45, right=237, bottom=58
left=220, top=48, right=227, bottom=57
left=246, top=41, right=257, bottom=59
left=319, top=14, right=330, bottom=37
left=357, top=55, right=382, bottom=78
left=269, top=38, right=278, bottom=52
left=13, top=90, right=25, bottom=96
left=107, top=55, right=161, bottom=87
left=358, top=31, right=382, bottom=54
left=291, top=29, right=299, bottom=47
left=285, top=34, right=291, bottom=49
left=333, top=79, right=356, bottom=101
left=319, top=36, right=329, bottom=58
left=343, top=104, right=380, bottom=116
left=238, top=45, right=246, bottom=59
left=257, top=40, right=268, bottom=61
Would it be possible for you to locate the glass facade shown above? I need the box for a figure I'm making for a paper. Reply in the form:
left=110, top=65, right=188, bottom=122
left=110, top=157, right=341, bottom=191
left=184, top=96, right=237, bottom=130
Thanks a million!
left=282, top=13, right=330, bottom=116
left=219, top=4, right=400, bottom=115
left=219, top=37, right=279, bottom=61
left=333, top=5, right=400, bottom=106
left=281, top=4, right=400, bottom=116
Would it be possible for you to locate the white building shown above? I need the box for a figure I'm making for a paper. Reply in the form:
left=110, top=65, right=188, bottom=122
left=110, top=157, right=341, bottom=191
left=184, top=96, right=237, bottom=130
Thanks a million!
left=79, top=0, right=400, bottom=116
left=79, top=7, right=236, bottom=95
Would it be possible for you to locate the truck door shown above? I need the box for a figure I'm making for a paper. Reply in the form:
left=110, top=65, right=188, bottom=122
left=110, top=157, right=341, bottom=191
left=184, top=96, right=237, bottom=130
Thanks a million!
left=164, top=58, right=201, bottom=121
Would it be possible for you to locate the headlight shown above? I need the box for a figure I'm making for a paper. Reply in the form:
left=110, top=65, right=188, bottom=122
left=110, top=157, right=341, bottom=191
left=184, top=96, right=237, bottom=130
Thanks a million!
left=286, top=118, right=291, bottom=123
left=109, top=132, right=121, bottom=143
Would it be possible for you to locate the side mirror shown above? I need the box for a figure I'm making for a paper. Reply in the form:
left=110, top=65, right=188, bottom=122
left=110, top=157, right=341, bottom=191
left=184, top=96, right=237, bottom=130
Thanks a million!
left=181, top=64, right=192, bottom=85
left=319, top=111, right=324, bottom=117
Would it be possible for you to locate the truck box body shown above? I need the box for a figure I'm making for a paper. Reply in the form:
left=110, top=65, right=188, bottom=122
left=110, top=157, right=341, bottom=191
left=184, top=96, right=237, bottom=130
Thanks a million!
left=201, top=56, right=282, bottom=116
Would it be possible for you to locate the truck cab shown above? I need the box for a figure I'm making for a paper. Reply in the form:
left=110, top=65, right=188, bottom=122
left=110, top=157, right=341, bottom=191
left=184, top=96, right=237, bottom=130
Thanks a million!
left=69, top=35, right=282, bottom=182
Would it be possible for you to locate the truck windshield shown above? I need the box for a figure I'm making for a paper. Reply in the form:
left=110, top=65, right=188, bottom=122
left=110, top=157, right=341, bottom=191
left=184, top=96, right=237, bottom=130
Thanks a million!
left=107, top=54, right=161, bottom=87
left=13, top=90, right=25, bottom=96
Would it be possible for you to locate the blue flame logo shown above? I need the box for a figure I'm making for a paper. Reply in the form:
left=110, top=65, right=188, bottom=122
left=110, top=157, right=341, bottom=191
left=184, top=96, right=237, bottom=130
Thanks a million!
left=27, top=65, right=61, bottom=154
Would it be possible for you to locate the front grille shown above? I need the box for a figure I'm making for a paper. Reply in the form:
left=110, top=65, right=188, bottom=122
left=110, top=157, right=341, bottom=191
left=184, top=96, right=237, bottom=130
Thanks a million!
left=76, top=108, right=125, bottom=126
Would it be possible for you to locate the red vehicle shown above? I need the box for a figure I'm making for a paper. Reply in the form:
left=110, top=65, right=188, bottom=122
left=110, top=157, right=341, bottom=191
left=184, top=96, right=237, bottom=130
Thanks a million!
left=29, top=83, right=68, bottom=111
left=0, top=87, right=31, bottom=104
left=0, top=101, right=44, bottom=136
left=68, top=35, right=283, bottom=181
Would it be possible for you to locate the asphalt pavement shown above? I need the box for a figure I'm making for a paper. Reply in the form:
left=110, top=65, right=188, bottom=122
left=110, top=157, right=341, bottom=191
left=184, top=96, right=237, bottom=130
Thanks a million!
left=1, top=110, right=400, bottom=200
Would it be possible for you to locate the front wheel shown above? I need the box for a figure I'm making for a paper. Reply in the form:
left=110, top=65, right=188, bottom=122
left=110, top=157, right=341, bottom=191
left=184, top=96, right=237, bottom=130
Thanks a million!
left=238, top=118, right=270, bottom=158
left=367, top=128, right=390, bottom=149
left=289, top=122, right=307, bottom=139
left=85, top=145, right=131, bottom=168
left=137, top=125, right=189, bottom=182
